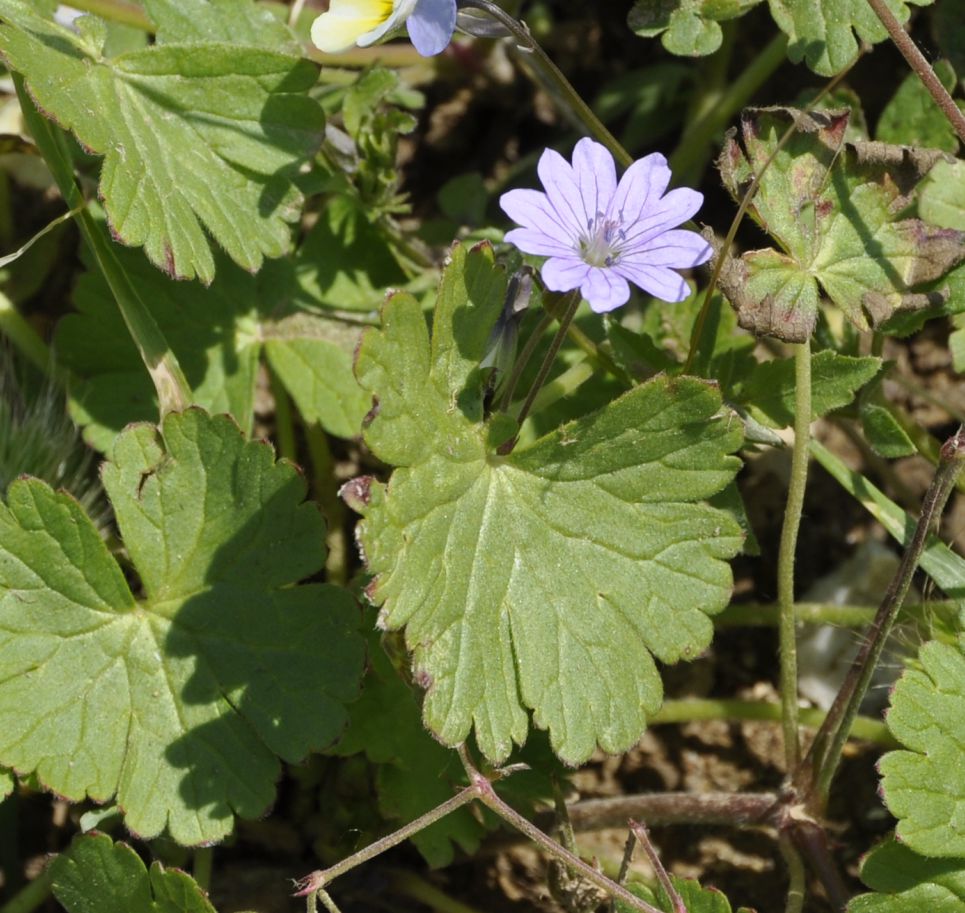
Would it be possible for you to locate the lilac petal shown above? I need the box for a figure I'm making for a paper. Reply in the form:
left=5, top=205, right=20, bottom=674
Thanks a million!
left=504, top=227, right=577, bottom=258
left=626, top=229, right=712, bottom=268
left=613, top=261, right=691, bottom=303
left=571, top=138, right=617, bottom=224
left=621, top=188, right=704, bottom=249
left=581, top=268, right=630, bottom=313
left=541, top=255, right=592, bottom=294
left=407, top=0, right=456, bottom=55
left=608, top=152, right=672, bottom=224
left=499, top=188, right=577, bottom=243
left=537, top=148, right=589, bottom=238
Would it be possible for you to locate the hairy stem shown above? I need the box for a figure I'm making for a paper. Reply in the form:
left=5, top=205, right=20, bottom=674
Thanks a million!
left=269, top=371, right=298, bottom=464
left=193, top=847, right=213, bottom=893
left=865, top=0, right=965, bottom=145
left=777, top=341, right=812, bottom=771
left=628, top=821, right=684, bottom=913
left=457, top=753, right=665, bottom=913
left=305, top=426, right=350, bottom=586
left=497, top=310, right=555, bottom=413
left=296, top=788, right=479, bottom=898
left=799, top=425, right=965, bottom=808
left=786, top=819, right=849, bottom=912
left=779, top=839, right=806, bottom=913
left=459, top=0, right=632, bottom=167
left=534, top=792, right=779, bottom=833
left=501, top=291, right=581, bottom=449
left=15, top=78, right=191, bottom=417
left=0, top=291, right=56, bottom=378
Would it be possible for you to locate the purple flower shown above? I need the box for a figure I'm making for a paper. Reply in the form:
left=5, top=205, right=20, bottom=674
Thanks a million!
left=499, top=138, right=712, bottom=313
left=311, top=0, right=457, bottom=58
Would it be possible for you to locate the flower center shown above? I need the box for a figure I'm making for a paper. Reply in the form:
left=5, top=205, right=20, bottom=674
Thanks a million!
left=579, top=213, right=625, bottom=268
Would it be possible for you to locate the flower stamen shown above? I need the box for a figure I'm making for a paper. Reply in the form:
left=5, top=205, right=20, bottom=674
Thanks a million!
left=580, top=213, right=625, bottom=268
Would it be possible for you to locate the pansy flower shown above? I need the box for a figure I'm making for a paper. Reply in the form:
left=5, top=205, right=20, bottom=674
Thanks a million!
left=499, top=138, right=712, bottom=313
left=311, top=0, right=457, bottom=57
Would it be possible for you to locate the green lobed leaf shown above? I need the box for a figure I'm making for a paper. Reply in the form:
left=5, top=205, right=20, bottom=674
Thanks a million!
left=849, top=837, right=965, bottom=912
left=768, top=0, right=933, bottom=76
left=55, top=218, right=371, bottom=450
left=920, top=160, right=965, bottom=233
left=718, top=108, right=965, bottom=341
left=333, top=612, right=487, bottom=867
left=877, top=61, right=961, bottom=154
left=0, top=1, right=324, bottom=283
left=52, top=832, right=217, bottom=913
left=878, top=635, right=965, bottom=857
left=294, top=195, right=408, bottom=312
left=858, top=378, right=917, bottom=458
left=143, top=0, right=299, bottom=50
left=628, top=0, right=763, bottom=57
left=736, top=350, right=881, bottom=427
left=0, top=409, right=364, bottom=844
left=618, top=875, right=753, bottom=913
left=349, top=242, right=744, bottom=765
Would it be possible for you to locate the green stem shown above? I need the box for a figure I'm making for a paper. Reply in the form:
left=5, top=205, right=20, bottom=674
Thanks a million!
left=305, top=425, right=349, bottom=586
left=715, top=599, right=957, bottom=629
left=682, top=58, right=858, bottom=376
left=497, top=309, right=555, bottom=414
left=866, top=0, right=965, bottom=145
left=388, top=870, right=485, bottom=913
left=58, top=0, right=153, bottom=30
left=193, top=847, right=213, bottom=893
left=459, top=0, right=632, bottom=167
left=671, top=33, right=788, bottom=186
left=520, top=357, right=592, bottom=418
left=776, top=341, right=811, bottom=771
left=0, top=291, right=55, bottom=377
left=799, top=425, right=965, bottom=808
left=651, top=699, right=894, bottom=746
left=504, top=291, right=581, bottom=447
left=0, top=867, right=53, bottom=913
left=269, top=371, right=298, bottom=464
left=14, top=77, right=191, bottom=418
left=779, top=839, right=807, bottom=913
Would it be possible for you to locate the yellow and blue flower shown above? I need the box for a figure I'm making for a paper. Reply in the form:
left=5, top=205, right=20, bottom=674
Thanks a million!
left=311, top=0, right=457, bottom=57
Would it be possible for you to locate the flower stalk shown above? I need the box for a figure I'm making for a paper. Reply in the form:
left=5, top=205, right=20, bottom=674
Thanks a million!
left=797, top=424, right=965, bottom=808
left=777, top=340, right=812, bottom=771
left=458, top=0, right=632, bottom=167
left=865, top=0, right=965, bottom=145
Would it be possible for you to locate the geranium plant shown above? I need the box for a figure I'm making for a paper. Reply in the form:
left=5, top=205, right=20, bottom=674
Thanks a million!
left=0, top=1, right=963, bottom=913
